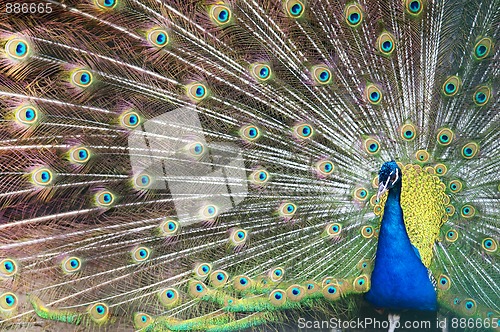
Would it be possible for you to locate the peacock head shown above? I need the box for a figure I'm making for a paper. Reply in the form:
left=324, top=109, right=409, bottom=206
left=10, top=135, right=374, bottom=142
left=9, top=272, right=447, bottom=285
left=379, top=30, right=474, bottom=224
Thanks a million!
left=377, top=161, right=402, bottom=199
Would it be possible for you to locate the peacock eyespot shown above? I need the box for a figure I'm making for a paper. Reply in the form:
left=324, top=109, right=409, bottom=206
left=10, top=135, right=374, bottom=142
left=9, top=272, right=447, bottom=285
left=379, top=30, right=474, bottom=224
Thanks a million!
left=354, top=187, right=369, bottom=201
left=353, top=275, right=370, bottom=291
left=473, top=85, right=491, bottom=106
left=279, top=202, right=297, bottom=218
left=233, top=275, right=252, bottom=290
left=62, top=256, right=82, bottom=273
left=285, top=0, right=305, bottom=18
left=437, top=274, right=451, bottom=290
left=445, top=204, right=455, bottom=216
left=442, top=76, right=461, bottom=97
left=434, top=164, right=447, bottom=176
left=251, top=63, right=272, bottom=81
left=481, top=238, right=497, bottom=252
left=293, top=123, right=314, bottom=139
left=287, top=285, right=306, bottom=302
left=133, top=173, right=152, bottom=190
left=132, top=246, right=151, bottom=262
left=269, top=267, right=285, bottom=282
left=71, top=69, right=93, bottom=88
left=195, top=263, right=212, bottom=277
left=230, top=229, right=248, bottom=245
left=240, top=124, right=261, bottom=141
left=210, top=270, right=229, bottom=287
left=95, top=0, right=117, bottom=9
left=436, top=128, right=454, bottom=146
left=473, top=37, right=493, bottom=60
left=460, top=204, right=475, bottom=218
left=160, top=219, right=179, bottom=236
left=315, top=160, right=334, bottom=176
left=365, top=85, right=383, bottom=105
left=200, top=204, right=218, bottom=219
left=210, top=4, right=232, bottom=25
left=361, top=225, right=374, bottom=239
left=400, top=123, right=416, bottom=141
left=0, top=293, right=18, bottom=311
left=88, top=303, right=109, bottom=323
left=6, top=38, right=30, bottom=60
left=461, top=142, right=479, bottom=159
left=69, top=147, right=91, bottom=164
left=134, top=313, right=153, bottom=329
left=462, top=299, right=477, bottom=314
left=147, top=29, right=169, bottom=48
left=345, top=4, right=363, bottom=27
left=448, top=180, right=462, bottom=193
left=446, top=229, right=458, bottom=242
left=31, top=167, right=53, bottom=186
left=159, top=287, right=180, bottom=307
left=326, top=223, right=342, bottom=237
left=312, top=65, right=332, bottom=84
left=415, top=149, right=429, bottom=162
left=0, top=259, right=18, bottom=278
left=405, top=0, right=423, bottom=15
left=120, top=110, right=141, bottom=129
left=187, top=83, right=208, bottom=102
left=95, top=191, right=115, bottom=207
left=364, top=138, right=381, bottom=154
left=250, top=168, right=270, bottom=186
left=15, top=105, right=40, bottom=126
left=269, top=289, right=286, bottom=305
left=186, top=142, right=205, bottom=158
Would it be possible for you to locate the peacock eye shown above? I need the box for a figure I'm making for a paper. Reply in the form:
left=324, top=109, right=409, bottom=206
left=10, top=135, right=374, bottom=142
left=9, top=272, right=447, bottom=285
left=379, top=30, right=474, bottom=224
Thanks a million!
left=200, top=204, right=218, bottom=219
left=95, top=191, right=115, bottom=207
left=0, top=259, right=18, bottom=278
left=95, top=0, right=117, bottom=9
left=473, top=37, right=493, bottom=59
left=88, top=303, right=109, bottom=323
left=62, top=256, right=82, bottom=273
left=240, top=124, right=261, bottom=141
left=285, top=0, right=305, bottom=18
left=312, top=65, right=332, bottom=84
left=6, top=38, right=30, bottom=60
left=71, top=69, right=93, bottom=87
left=345, top=3, right=363, bottom=27
left=460, top=204, right=475, bottom=218
left=31, top=167, right=53, bottom=186
left=147, top=29, right=169, bottom=48
left=405, top=0, right=423, bottom=15
left=120, top=110, right=141, bottom=129
left=210, top=4, right=232, bottom=25
left=279, top=202, right=297, bottom=218
left=0, top=292, right=18, bottom=311
left=134, top=312, right=153, bottom=329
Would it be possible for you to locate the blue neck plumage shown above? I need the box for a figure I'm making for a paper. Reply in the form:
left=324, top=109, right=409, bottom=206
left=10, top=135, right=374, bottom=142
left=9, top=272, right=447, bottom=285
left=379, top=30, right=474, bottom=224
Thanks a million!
left=378, top=182, right=415, bottom=257
left=365, top=176, right=437, bottom=311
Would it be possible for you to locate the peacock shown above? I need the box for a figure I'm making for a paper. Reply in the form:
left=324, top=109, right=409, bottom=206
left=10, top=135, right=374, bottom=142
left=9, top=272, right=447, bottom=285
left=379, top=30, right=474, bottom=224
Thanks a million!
left=0, top=0, right=498, bottom=331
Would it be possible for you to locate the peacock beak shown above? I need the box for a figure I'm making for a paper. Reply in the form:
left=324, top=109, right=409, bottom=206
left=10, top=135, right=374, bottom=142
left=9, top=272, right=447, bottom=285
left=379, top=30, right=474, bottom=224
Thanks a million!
left=377, top=182, right=388, bottom=201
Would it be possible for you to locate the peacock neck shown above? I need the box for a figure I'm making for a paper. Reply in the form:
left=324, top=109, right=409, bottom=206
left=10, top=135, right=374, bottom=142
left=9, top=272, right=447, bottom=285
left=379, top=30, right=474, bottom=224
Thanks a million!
left=378, top=182, right=414, bottom=253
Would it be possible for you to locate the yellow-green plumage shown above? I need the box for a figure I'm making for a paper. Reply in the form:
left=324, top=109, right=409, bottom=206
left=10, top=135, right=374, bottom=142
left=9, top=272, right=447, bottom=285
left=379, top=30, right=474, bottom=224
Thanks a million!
left=0, top=0, right=499, bottom=331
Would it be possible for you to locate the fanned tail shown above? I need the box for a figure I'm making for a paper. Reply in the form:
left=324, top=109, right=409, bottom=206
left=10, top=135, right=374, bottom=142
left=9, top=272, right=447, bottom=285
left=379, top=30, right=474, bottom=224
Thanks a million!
left=1, top=0, right=499, bottom=330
